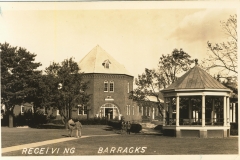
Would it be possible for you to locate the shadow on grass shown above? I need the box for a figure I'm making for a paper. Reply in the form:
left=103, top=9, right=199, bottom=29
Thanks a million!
left=36, top=124, right=65, bottom=129
left=102, top=126, right=114, bottom=131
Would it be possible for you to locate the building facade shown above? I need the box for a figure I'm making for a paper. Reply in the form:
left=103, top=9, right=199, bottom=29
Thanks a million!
left=76, top=45, right=141, bottom=121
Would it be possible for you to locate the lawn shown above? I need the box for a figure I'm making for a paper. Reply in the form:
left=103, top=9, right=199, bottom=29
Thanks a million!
left=1, top=125, right=238, bottom=156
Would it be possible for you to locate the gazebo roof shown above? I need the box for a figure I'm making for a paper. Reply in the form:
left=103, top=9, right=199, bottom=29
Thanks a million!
left=162, top=60, right=230, bottom=92
left=78, top=45, right=132, bottom=76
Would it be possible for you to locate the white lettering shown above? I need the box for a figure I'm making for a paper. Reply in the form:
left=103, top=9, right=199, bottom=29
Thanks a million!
left=34, top=148, right=39, bottom=154
left=39, top=148, right=45, bottom=154
left=117, top=147, right=123, bottom=153
left=98, top=147, right=103, bottom=154
left=28, top=148, right=34, bottom=154
left=140, top=147, right=147, bottom=153
left=22, top=148, right=27, bottom=154
left=103, top=147, right=108, bottom=153
left=110, top=147, right=116, bottom=153
left=129, top=147, right=134, bottom=153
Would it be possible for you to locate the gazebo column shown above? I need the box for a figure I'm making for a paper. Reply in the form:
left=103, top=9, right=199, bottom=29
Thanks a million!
left=188, top=98, right=192, bottom=124
left=163, top=97, right=167, bottom=126
left=230, top=103, right=232, bottom=123
left=200, top=95, right=207, bottom=138
left=176, top=96, right=181, bottom=138
left=202, top=95, right=205, bottom=127
left=169, top=98, right=173, bottom=124
left=223, top=96, right=227, bottom=126
left=176, top=96, right=180, bottom=126
left=211, top=98, right=215, bottom=125
left=226, top=96, right=230, bottom=126
left=233, top=103, right=236, bottom=123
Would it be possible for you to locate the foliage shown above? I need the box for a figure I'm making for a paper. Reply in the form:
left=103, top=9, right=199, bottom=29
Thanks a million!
left=44, top=58, right=91, bottom=124
left=72, top=117, right=108, bottom=125
left=1, top=43, right=42, bottom=113
left=130, top=49, right=194, bottom=117
left=14, top=109, right=47, bottom=127
left=108, top=120, right=142, bottom=133
left=130, top=123, right=142, bottom=133
left=1, top=42, right=42, bottom=127
left=204, top=14, right=237, bottom=77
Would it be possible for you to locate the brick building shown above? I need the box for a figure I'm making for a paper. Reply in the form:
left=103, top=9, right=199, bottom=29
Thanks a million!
left=75, top=45, right=141, bottom=121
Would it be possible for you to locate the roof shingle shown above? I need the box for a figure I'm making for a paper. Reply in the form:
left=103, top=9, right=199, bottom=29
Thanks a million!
left=78, top=45, right=132, bottom=76
left=163, top=64, right=228, bottom=91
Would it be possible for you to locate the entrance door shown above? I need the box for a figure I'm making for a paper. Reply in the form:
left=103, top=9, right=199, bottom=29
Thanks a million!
left=99, top=103, right=120, bottom=120
left=105, top=108, right=113, bottom=119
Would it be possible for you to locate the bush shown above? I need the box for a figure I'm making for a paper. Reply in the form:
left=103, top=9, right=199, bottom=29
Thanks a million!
left=72, top=117, right=108, bottom=125
left=108, top=120, right=142, bottom=133
left=130, top=123, right=142, bottom=133
left=230, top=123, right=238, bottom=135
left=1, top=114, right=9, bottom=126
left=14, top=110, right=48, bottom=127
left=108, top=120, right=121, bottom=129
left=154, top=125, right=163, bottom=132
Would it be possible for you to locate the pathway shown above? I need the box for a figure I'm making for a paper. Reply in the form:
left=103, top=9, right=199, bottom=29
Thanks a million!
left=2, top=134, right=119, bottom=154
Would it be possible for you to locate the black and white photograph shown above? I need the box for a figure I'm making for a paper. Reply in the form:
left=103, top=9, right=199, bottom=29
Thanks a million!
left=0, top=1, right=239, bottom=159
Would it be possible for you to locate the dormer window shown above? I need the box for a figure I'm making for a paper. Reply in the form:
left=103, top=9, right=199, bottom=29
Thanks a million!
left=102, top=59, right=111, bottom=69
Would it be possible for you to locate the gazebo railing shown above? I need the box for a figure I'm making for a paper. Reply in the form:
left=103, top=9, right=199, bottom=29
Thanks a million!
left=166, top=118, right=224, bottom=126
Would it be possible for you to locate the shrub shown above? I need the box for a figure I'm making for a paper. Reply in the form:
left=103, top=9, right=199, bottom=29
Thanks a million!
left=108, top=120, right=121, bottom=129
left=72, top=117, right=108, bottom=125
left=154, top=125, right=163, bottom=132
left=130, top=123, right=142, bottom=133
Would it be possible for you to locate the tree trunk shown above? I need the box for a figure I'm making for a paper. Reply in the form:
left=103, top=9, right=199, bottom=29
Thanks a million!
left=65, top=118, right=68, bottom=130
left=9, top=113, right=13, bottom=128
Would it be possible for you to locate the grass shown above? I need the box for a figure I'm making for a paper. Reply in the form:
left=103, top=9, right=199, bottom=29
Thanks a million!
left=1, top=125, right=238, bottom=156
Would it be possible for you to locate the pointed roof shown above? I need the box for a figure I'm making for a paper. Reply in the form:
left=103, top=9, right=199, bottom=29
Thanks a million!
left=78, top=45, right=132, bottom=76
left=162, top=60, right=230, bottom=92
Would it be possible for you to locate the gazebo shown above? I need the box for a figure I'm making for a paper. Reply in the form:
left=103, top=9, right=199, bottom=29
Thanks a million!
left=161, top=59, right=232, bottom=138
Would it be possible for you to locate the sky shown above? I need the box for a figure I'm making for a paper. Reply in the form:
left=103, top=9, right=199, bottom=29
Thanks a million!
left=0, top=2, right=238, bottom=81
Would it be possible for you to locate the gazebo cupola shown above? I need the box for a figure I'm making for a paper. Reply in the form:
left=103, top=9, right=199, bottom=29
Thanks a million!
left=161, top=59, right=232, bottom=138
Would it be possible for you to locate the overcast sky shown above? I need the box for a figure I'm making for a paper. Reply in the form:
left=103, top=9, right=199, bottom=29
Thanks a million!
left=0, top=2, right=237, bottom=80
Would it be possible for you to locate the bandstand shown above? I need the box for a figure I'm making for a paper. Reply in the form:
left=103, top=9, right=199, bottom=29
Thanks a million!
left=161, top=60, right=232, bottom=138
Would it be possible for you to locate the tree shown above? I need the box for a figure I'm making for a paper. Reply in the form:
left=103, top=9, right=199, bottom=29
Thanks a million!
left=45, top=58, right=91, bottom=127
left=204, top=14, right=237, bottom=77
left=1, top=42, right=42, bottom=127
left=130, top=49, right=194, bottom=117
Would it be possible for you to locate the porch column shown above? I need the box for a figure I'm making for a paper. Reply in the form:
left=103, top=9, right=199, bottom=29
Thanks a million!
left=233, top=103, right=236, bottom=123
left=211, top=98, right=215, bottom=125
left=223, top=96, right=227, bottom=126
left=163, top=97, right=166, bottom=126
left=152, top=108, right=155, bottom=120
left=202, top=95, right=205, bottom=127
left=169, top=98, right=173, bottom=120
left=176, top=96, right=180, bottom=126
left=188, top=98, right=192, bottom=120
left=193, top=110, right=195, bottom=122
left=230, top=103, right=232, bottom=123
left=226, top=96, right=230, bottom=126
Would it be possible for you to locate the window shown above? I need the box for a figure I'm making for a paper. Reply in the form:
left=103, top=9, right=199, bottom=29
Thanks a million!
left=78, top=105, right=86, bottom=115
left=56, top=109, right=60, bottom=115
left=106, top=63, right=109, bottom=69
left=126, top=105, right=131, bottom=115
left=132, top=106, right=134, bottom=115
left=21, top=105, right=25, bottom=114
left=141, top=106, right=143, bottom=116
left=104, top=81, right=108, bottom=92
left=109, top=81, right=114, bottom=92
left=127, top=82, right=129, bottom=93
left=102, top=59, right=111, bottom=69
left=43, top=107, right=47, bottom=115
